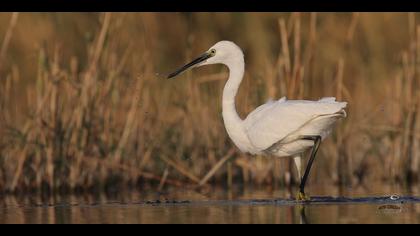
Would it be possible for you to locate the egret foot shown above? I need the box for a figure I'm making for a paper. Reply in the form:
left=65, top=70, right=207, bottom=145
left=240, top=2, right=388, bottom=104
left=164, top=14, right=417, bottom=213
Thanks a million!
left=296, top=191, right=311, bottom=201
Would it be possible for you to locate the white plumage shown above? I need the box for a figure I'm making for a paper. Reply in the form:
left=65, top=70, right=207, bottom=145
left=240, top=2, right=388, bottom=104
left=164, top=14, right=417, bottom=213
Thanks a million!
left=167, top=40, right=347, bottom=200
left=244, top=96, right=347, bottom=155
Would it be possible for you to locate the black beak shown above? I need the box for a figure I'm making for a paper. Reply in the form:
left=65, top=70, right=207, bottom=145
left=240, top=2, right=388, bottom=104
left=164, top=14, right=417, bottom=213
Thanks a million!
left=167, top=52, right=211, bottom=79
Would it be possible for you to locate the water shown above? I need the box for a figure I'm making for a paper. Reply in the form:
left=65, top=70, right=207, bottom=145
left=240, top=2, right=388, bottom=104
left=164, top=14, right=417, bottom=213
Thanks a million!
left=1, top=184, right=419, bottom=224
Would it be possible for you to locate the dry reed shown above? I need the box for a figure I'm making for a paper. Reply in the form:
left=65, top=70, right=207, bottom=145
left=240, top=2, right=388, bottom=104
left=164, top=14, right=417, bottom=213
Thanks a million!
left=0, top=12, right=419, bottom=194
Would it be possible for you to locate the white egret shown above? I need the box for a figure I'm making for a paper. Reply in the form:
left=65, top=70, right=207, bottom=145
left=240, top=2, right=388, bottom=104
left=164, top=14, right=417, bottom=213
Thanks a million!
left=167, top=41, right=347, bottom=200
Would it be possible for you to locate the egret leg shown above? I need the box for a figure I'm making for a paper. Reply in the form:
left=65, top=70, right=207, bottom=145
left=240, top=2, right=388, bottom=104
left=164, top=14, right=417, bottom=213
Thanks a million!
left=297, top=135, right=322, bottom=201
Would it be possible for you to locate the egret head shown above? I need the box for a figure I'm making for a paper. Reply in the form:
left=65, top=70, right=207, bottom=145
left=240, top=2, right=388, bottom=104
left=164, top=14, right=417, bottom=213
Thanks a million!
left=167, top=41, right=243, bottom=79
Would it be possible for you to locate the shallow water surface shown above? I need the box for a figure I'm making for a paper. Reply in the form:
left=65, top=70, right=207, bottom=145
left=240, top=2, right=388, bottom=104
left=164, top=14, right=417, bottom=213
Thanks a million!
left=1, top=184, right=420, bottom=223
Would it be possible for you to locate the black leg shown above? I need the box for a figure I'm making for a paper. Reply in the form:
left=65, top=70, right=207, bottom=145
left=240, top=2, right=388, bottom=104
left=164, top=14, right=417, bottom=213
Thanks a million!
left=299, top=135, right=322, bottom=195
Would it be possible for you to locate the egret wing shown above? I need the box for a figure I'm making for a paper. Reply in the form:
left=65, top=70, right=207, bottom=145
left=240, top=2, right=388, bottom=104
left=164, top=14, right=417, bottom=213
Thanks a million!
left=244, top=97, right=347, bottom=151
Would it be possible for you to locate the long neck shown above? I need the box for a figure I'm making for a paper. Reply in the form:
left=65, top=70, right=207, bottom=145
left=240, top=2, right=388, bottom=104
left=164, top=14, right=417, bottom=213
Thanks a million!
left=222, top=57, right=250, bottom=152
left=222, top=58, right=244, bottom=123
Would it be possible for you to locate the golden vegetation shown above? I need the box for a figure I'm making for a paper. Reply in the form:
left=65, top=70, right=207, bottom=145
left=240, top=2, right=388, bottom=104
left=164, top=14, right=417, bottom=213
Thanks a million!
left=0, top=12, right=419, bottom=193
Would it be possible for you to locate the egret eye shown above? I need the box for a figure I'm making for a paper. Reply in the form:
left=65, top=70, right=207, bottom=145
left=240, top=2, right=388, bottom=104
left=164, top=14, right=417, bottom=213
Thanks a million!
left=210, top=49, right=216, bottom=56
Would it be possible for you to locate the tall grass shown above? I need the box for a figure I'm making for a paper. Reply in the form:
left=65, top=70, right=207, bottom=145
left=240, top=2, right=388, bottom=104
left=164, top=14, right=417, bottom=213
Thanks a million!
left=0, top=12, right=419, bottom=194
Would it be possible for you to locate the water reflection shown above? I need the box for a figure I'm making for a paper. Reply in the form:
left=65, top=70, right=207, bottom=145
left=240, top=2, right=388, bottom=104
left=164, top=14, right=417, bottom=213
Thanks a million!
left=299, top=206, right=308, bottom=224
left=0, top=184, right=419, bottom=223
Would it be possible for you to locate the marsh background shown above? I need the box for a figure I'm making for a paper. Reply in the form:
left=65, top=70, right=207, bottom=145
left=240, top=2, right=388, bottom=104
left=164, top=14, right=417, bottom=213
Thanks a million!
left=0, top=12, right=419, bottom=196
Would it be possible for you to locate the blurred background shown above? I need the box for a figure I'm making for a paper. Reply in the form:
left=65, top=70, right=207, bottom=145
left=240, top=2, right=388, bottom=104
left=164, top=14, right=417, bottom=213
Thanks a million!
left=0, top=12, right=419, bottom=195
